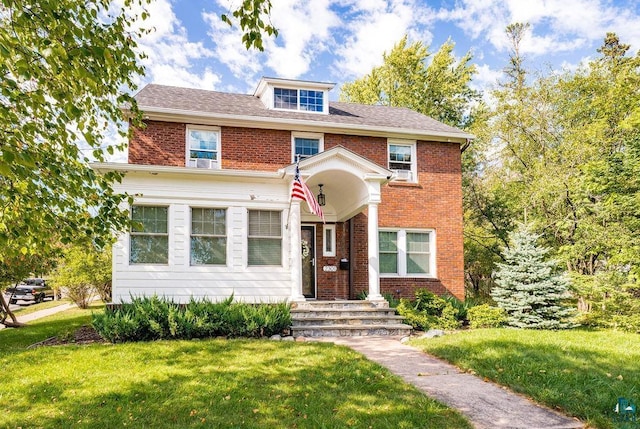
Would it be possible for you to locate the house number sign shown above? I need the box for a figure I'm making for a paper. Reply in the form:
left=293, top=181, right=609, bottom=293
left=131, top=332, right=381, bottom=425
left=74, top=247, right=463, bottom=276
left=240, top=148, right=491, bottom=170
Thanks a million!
left=323, top=265, right=338, bottom=272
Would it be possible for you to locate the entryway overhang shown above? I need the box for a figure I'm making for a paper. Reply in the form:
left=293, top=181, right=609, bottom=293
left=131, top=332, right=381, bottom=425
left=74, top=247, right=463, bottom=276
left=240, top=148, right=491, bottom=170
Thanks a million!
left=281, top=146, right=392, bottom=303
left=281, top=145, right=392, bottom=223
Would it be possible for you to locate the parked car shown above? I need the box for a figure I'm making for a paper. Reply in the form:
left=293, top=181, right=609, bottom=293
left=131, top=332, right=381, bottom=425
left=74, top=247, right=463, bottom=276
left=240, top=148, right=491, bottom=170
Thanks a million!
left=5, top=278, right=55, bottom=304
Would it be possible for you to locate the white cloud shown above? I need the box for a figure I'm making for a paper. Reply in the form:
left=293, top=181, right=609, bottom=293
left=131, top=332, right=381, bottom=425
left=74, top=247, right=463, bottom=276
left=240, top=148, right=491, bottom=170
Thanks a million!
left=206, top=0, right=340, bottom=84
left=438, top=0, right=640, bottom=58
left=333, top=0, right=435, bottom=79
left=125, top=0, right=220, bottom=89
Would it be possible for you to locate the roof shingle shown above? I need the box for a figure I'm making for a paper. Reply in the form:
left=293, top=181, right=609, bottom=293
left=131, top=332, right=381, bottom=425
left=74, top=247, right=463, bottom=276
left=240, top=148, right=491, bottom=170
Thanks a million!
left=134, top=84, right=470, bottom=139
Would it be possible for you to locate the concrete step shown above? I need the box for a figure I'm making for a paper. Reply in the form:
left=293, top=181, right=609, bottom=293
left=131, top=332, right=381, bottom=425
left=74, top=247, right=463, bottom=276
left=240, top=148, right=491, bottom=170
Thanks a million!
left=290, top=300, right=412, bottom=337
left=291, top=308, right=398, bottom=318
left=292, top=300, right=389, bottom=310
left=291, top=324, right=412, bottom=337
left=292, top=315, right=406, bottom=326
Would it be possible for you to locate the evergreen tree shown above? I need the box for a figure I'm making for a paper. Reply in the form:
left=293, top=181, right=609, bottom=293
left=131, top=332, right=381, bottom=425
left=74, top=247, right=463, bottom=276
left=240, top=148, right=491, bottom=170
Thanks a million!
left=491, top=224, right=574, bottom=329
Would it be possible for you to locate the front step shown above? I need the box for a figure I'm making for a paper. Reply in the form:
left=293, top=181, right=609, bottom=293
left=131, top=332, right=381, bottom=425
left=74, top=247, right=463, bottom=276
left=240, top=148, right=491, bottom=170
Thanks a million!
left=290, top=300, right=412, bottom=338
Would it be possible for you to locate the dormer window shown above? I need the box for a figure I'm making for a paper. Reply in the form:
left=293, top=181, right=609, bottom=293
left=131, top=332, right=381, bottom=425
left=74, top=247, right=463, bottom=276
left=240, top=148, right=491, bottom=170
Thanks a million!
left=255, top=77, right=334, bottom=115
left=274, top=88, right=324, bottom=112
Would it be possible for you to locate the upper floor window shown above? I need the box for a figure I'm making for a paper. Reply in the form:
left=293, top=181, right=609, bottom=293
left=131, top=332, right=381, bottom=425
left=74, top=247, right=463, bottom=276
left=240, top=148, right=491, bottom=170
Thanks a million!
left=130, top=206, right=168, bottom=264
left=191, top=208, right=226, bottom=265
left=388, top=140, right=417, bottom=182
left=292, top=132, right=324, bottom=162
left=379, top=229, right=435, bottom=277
left=187, top=125, right=220, bottom=169
left=274, top=87, right=324, bottom=113
left=274, top=88, right=297, bottom=110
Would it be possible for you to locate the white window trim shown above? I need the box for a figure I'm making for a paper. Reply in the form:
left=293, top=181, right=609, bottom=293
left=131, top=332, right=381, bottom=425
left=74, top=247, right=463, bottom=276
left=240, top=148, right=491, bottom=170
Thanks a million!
left=387, top=139, right=417, bottom=183
left=323, top=224, right=336, bottom=257
left=379, top=228, right=436, bottom=278
left=185, top=125, right=221, bottom=169
left=272, top=87, right=328, bottom=114
left=189, top=207, right=228, bottom=267
left=291, top=132, right=324, bottom=162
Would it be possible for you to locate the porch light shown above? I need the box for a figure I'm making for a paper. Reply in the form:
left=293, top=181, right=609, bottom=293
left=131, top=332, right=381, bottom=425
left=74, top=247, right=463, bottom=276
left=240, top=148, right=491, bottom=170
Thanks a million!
left=317, top=184, right=326, bottom=206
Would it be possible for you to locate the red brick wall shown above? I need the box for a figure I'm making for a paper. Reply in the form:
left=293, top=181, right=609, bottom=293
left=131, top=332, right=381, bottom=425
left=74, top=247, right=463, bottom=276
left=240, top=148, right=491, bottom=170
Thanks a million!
left=129, top=121, right=464, bottom=300
left=129, top=121, right=185, bottom=166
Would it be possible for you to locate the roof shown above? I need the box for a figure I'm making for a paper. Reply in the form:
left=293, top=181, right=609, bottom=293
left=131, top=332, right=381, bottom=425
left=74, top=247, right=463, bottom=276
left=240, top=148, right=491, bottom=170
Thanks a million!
left=133, top=84, right=473, bottom=142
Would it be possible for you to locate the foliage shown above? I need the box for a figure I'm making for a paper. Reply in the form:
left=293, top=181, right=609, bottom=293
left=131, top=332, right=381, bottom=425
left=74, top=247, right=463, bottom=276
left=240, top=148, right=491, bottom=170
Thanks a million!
left=396, top=289, right=461, bottom=331
left=572, top=271, right=640, bottom=333
left=0, top=310, right=471, bottom=429
left=340, top=35, right=480, bottom=129
left=466, top=304, right=507, bottom=329
left=492, top=224, right=575, bottom=329
left=50, top=244, right=112, bottom=306
left=412, top=328, right=640, bottom=429
left=464, top=28, right=640, bottom=316
left=92, top=296, right=292, bottom=342
left=0, top=0, right=152, bottom=270
left=221, top=0, right=278, bottom=51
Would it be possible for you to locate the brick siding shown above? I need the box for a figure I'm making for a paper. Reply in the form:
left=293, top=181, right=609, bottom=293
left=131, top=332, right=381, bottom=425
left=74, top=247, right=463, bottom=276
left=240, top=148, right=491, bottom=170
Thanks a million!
left=129, top=121, right=464, bottom=300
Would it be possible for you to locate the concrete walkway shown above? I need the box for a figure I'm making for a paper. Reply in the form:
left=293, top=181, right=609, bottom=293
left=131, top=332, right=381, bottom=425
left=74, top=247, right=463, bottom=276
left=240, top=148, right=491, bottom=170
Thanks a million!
left=0, top=302, right=76, bottom=330
left=320, top=337, right=584, bottom=429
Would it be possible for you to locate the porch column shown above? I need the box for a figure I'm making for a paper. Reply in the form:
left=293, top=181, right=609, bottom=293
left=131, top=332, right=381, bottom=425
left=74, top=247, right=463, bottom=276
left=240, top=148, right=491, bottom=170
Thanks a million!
left=289, top=200, right=305, bottom=301
left=367, top=202, right=384, bottom=301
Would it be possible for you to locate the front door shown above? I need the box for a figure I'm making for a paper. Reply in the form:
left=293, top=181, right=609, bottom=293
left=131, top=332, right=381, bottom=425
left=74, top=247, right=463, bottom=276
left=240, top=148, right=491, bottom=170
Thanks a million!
left=301, top=226, right=316, bottom=298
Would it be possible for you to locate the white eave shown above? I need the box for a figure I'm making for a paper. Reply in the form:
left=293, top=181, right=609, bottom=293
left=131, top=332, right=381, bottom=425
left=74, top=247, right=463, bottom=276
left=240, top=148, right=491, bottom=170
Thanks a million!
left=137, top=106, right=474, bottom=144
left=91, top=162, right=285, bottom=182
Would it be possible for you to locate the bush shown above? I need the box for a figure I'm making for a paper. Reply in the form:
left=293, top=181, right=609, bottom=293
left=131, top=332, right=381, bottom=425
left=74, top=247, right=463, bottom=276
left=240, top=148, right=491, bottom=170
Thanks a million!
left=62, top=284, right=94, bottom=309
left=395, top=290, right=461, bottom=331
left=467, top=304, right=508, bottom=329
left=92, top=296, right=291, bottom=343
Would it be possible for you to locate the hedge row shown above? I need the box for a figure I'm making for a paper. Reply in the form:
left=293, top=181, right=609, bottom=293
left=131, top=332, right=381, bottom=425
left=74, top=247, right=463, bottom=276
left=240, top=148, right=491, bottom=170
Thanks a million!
left=92, top=296, right=291, bottom=343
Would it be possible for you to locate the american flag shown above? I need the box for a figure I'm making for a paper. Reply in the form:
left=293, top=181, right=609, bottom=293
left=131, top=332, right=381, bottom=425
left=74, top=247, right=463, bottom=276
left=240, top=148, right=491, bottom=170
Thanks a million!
left=291, top=164, right=324, bottom=222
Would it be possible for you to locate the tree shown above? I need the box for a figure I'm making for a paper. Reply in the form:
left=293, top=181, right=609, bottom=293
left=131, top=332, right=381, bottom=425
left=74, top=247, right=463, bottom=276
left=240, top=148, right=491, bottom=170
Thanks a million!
left=491, top=224, right=574, bottom=329
left=0, top=0, right=278, bottom=325
left=340, top=35, right=480, bottom=129
left=51, top=245, right=112, bottom=308
left=221, top=0, right=278, bottom=51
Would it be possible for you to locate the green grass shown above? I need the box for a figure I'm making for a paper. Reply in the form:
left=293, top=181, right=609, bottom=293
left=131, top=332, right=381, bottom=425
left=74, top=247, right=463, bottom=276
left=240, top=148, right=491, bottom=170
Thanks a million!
left=411, top=328, right=640, bottom=429
left=0, top=309, right=471, bottom=429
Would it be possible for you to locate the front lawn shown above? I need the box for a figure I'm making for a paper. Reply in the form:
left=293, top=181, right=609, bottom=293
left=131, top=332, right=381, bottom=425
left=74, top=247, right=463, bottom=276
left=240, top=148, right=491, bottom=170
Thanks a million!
left=411, top=328, right=639, bottom=429
left=0, top=309, right=471, bottom=429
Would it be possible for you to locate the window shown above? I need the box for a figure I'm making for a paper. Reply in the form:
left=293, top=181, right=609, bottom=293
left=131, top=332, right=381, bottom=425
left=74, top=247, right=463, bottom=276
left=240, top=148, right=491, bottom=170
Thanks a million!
left=191, top=208, right=226, bottom=265
left=187, top=126, right=220, bottom=169
left=274, top=88, right=297, bottom=110
left=130, top=206, right=168, bottom=264
left=388, top=141, right=417, bottom=182
left=323, top=224, right=336, bottom=257
left=248, top=210, right=282, bottom=266
left=292, top=132, right=323, bottom=161
left=299, top=90, right=323, bottom=112
left=274, top=87, right=324, bottom=112
left=379, top=229, right=434, bottom=276
left=379, top=231, right=398, bottom=274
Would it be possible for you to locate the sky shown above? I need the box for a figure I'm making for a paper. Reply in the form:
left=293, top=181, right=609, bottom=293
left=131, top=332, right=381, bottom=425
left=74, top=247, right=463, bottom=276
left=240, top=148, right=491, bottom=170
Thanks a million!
left=130, top=0, right=640, bottom=99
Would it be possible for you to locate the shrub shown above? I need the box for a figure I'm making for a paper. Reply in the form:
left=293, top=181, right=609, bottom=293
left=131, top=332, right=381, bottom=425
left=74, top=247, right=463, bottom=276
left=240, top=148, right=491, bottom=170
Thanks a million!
left=467, top=304, right=507, bottom=329
left=62, top=284, right=94, bottom=309
left=92, top=296, right=291, bottom=343
left=396, top=290, right=461, bottom=331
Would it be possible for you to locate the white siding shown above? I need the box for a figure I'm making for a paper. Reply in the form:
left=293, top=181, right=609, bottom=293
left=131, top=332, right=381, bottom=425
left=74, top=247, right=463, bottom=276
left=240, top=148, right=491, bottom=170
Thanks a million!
left=112, top=172, right=292, bottom=304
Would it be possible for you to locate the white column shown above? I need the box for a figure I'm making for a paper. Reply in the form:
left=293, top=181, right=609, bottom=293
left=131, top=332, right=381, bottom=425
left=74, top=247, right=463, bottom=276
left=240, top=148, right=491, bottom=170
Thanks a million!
left=289, top=200, right=305, bottom=301
left=367, top=202, right=384, bottom=301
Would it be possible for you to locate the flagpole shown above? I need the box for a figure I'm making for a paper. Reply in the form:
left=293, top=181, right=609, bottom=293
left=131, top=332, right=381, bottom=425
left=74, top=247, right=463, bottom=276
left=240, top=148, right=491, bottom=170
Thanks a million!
left=285, top=155, right=301, bottom=230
